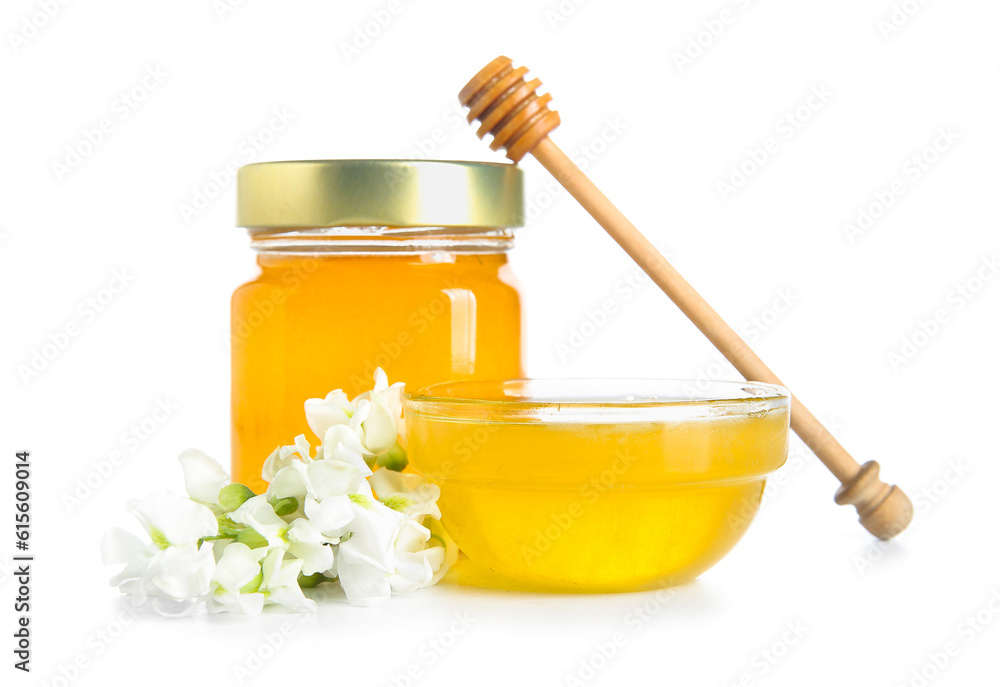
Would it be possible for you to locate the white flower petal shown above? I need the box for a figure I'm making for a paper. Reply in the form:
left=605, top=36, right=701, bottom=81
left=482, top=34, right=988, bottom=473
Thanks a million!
left=212, top=542, right=266, bottom=593
left=388, top=520, right=435, bottom=593
left=370, top=468, right=441, bottom=519
left=266, top=460, right=309, bottom=500
left=286, top=519, right=335, bottom=575
left=360, top=396, right=400, bottom=455
left=152, top=544, right=215, bottom=599
left=127, top=492, right=218, bottom=547
left=336, top=544, right=392, bottom=606
left=210, top=590, right=265, bottom=615
left=381, top=382, right=405, bottom=423
left=322, top=423, right=366, bottom=456
left=259, top=549, right=316, bottom=613
left=372, top=367, right=389, bottom=392
left=178, top=449, right=230, bottom=505
left=230, top=495, right=289, bottom=547
left=101, top=527, right=149, bottom=565
left=349, top=401, right=371, bottom=442
left=304, top=494, right=354, bottom=535
left=351, top=368, right=405, bottom=455
left=305, top=389, right=355, bottom=439
left=322, top=425, right=372, bottom=476
left=102, top=528, right=156, bottom=587
left=267, top=588, right=317, bottom=613
left=308, top=452, right=367, bottom=494
left=261, top=448, right=287, bottom=484
left=424, top=516, right=459, bottom=585
left=338, top=501, right=404, bottom=570
left=261, top=436, right=314, bottom=483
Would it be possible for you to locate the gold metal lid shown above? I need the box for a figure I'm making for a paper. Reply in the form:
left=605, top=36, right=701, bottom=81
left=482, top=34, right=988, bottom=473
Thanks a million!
left=236, top=159, right=524, bottom=230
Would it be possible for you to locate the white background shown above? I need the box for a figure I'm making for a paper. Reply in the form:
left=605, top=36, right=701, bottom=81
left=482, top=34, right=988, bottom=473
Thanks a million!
left=2, top=0, right=998, bottom=685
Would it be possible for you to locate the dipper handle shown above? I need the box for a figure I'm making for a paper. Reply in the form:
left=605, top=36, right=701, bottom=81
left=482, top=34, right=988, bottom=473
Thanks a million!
left=459, top=56, right=913, bottom=539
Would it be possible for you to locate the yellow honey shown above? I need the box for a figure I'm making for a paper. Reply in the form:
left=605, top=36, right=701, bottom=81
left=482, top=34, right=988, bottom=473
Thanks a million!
left=232, top=160, right=525, bottom=492
left=405, top=380, right=790, bottom=591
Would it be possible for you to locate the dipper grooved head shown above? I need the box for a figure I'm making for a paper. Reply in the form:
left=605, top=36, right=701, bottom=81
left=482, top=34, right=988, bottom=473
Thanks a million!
left=459, top=56, right=561, bottom=162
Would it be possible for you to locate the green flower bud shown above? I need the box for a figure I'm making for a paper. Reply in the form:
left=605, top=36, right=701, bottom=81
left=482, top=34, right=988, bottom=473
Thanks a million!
left=298, top=572, right=329, bottom=588
left=219, top=483, right=257, bottom=512
left=375, top=442, right=408, bottom=471
left=269, top=496, right=299, bottom=517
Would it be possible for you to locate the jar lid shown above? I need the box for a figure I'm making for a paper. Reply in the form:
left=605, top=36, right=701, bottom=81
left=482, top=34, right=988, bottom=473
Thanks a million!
left=236, top=159, right=524, bottom=231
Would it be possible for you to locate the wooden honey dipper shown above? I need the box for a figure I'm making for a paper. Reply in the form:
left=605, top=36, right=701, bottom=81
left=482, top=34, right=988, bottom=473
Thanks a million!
left=459, top=56, right=913, bottom=539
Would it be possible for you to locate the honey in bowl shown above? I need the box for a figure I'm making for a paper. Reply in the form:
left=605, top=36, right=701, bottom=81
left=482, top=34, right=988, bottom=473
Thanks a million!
left=404, top=379, right=790, bottom=591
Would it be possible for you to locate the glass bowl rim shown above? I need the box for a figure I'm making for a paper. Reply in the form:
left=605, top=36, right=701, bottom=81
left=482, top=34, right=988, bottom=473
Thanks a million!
left=404, top=378, right=790, bottom=422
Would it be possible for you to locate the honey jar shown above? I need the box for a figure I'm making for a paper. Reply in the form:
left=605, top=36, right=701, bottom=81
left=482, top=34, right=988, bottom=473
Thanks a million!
left=232, top=160, right=525, bottom=491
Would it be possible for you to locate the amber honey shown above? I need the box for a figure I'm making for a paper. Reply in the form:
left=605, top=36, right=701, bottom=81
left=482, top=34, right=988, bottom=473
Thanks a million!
left=232, top=251, right=522, bottom=491
left=232, top=160, right=525, bottom=491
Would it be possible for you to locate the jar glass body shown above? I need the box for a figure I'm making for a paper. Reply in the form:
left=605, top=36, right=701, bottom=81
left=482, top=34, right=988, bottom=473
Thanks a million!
left=230, top=227, right=523, bottom=492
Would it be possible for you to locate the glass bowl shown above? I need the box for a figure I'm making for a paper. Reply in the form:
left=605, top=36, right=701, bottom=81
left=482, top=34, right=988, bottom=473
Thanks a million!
left=404, top=379, right=790, bottom=592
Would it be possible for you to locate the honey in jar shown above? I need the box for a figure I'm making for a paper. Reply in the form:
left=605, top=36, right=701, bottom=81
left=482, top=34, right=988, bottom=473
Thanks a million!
left=232, top=160, right=525, bottom=492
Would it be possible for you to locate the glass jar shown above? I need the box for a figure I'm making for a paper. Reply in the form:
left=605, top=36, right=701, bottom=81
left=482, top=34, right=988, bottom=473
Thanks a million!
left=232, top=160, right=525, bottom=492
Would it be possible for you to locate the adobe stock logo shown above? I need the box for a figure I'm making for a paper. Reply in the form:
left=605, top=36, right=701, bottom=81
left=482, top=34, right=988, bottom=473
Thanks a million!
left=7, top=0, right=72, bottom=53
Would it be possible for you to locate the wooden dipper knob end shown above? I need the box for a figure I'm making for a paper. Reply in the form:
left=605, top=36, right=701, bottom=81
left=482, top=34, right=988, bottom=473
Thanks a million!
left=834, top=461, right=914, bottom=539
left=459, top=56, right=561, bottom=162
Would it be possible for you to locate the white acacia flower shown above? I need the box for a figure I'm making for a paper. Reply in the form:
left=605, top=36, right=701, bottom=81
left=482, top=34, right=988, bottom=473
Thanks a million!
left=322, top=424, right=372, bottom=475
left=259, top=548, right=316, bottom=613
left=178, top=449, right=230, bottom=507
left=333, top=496, right=407, bottom=605
left=102, top=529, right=215, bottom=607
left=266, top=459, right=365, bottom=533
left=335, top=547, right=390, bottom=605
left=388, top=519, right=443, bottom=594
left=101, top=492, right=218, bottom=608
left=261, top=434, right=314, bottom=483
left=333, top=499, right=455, bottom=603
left=304, top=389, right=355, bottom=438
left=230, top=495, right=289, bottom=549
left=209, top=542, right=267, bottom=615
left=128, top=491, right=218, bottom=548
left=354, top=368, right=405, bottom=425
left=209, top=545, right=316, bottom=614
left=305, top=368, right=404, bottom=458
left=369, top=468, right=442, bottom=519
left=105, top=368, right=455, bottom=614
left=348, top=400, right=396, bottom=457
left=285, top=518, right=335, bottom=576
left=232, top=493, right=337, bottom=575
